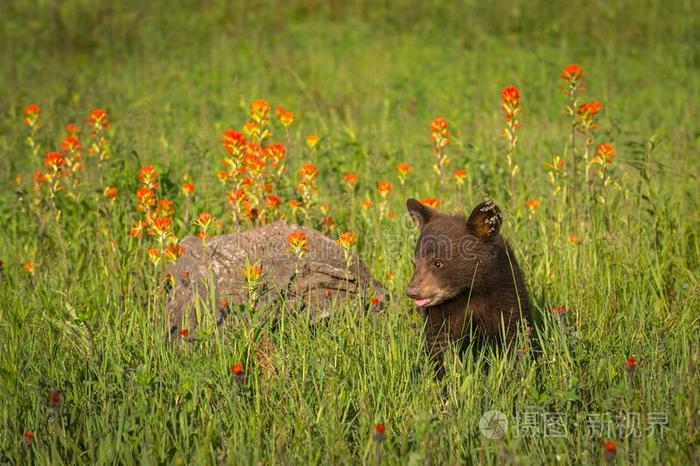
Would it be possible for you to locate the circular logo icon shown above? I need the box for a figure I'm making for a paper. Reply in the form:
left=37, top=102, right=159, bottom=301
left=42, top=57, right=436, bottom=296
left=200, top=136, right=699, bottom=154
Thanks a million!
left=479, top=410, right=508, bottom=439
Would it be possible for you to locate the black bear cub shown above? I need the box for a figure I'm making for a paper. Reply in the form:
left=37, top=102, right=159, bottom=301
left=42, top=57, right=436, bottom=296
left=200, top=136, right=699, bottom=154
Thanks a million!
left=406, top=198, right=532, bottom=374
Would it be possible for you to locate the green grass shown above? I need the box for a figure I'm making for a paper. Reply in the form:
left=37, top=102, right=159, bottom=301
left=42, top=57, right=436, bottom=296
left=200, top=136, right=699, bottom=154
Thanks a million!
left=1, top=0, right=698, bottom=464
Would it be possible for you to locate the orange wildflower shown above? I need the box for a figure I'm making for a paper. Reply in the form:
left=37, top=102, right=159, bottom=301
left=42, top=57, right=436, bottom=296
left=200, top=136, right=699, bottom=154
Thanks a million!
left=250, top=99, right=270, bottom=121
left=568, top=233, right=581, bottom=245
left=155, top=198, right=175, bottom=217
left=525, top=198, right=541, bottom=210
left=65, top=123, right=80, bottom=135
left=24, top=261, right=34, bottom=274
left=44, top=152, right=65, bottom=170
left=103, top=186, right=118, bottom=201
left=577, top=100, right=602, bottom=121
left=343, top=172, right=359, bottom=187
left=306, top=134, right=319, bottom=149
left=194, top=212, right=214, bottom=229
left=376, top=180, right=393, bottom=197
left=136, top=187, right=155, bottom=210
left=146, top=248, right=161, bottom=263
left=138, top=165, right=159, bottom=188
left=275, top=107, right=295, bottom=128
left=129, top=221, right=147, bottom=238
left=266, top=195, right=281, bottom=209
left=419, top=197, right=440, bottom=208
left=22, top=103, right=41, bottom=126
left=299, top=162, right=318, bottom=179
left=242, top=263, right=262, bottom=281
left=560, top=64, right=584, bottom=82
left=337, top=231, right=358, bottom=249
left=431, top=117, right=449, bottom=138
left=23, top=103, right=40, bottom=116
left=23, top=430, right=34, bottom=447
left=231, top=362, right=244, bottom=381
left=396, top=162, right=412, bottom=176
left=361, top=199, right=373, bottom=210
left=595, top=143, right=616, bottom=164
left=501, top=85, right=521, bottom=110
left=287, top=231, right=308, bottom=251
left=88, top=108, right=109, bottom=129
left=221, top=129, right=247, bottom=156
left=60, top=136, right=81, bottom=152
left=182, top=181, right=195, bottom=196
left=150, top=216, right=172, bottom=236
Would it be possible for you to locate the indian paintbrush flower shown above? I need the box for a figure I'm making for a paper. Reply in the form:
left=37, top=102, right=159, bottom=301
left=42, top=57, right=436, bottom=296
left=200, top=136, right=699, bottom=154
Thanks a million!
left=430, top=117, right=451, bottom=185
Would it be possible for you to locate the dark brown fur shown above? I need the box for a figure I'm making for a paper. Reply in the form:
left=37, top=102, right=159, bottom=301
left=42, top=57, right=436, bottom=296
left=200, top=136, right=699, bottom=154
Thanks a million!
left=406, top=198, right=532, bottom=375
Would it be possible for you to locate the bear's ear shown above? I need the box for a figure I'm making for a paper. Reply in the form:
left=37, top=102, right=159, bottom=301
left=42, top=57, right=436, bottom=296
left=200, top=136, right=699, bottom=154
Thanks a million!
left=467, top=200, right=502, bottom=240
left=406, top=198, right=438, bottom=229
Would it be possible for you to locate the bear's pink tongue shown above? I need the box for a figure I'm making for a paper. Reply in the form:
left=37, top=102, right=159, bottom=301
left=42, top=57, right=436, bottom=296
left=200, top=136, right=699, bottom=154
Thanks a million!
left=414, top=298, right=432, bottom=307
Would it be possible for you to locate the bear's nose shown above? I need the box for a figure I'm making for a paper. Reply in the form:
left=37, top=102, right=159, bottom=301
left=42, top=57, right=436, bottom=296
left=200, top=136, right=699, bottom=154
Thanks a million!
left=406, top=284, right=421, bottom=299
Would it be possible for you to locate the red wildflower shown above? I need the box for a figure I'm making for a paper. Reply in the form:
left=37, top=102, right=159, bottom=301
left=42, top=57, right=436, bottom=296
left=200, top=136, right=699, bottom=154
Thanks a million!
left=626, top=357, right=636, bottom=368
left=88, top=108, right=109, bottom=129
left=577, top=100, right=602, bottom=122
left=154, top=198, right=174, bottom=217
left=231, top=362, right=244, bottom=381
left=180, top=329, right=190, bottom=337
left=23, top=103, right=41, bottom=116
left=129, top=221, right=147, bottom=238
left=287, top=231, right=308, bottom=251
left=431, top=117, right=449, bottom=135
left=266, top=142, right=286, bottom=160
left=136, top=187, right=155, bottom=210
left=44, top=152, right=65, bottom=170
left=103, top=186, right=118, bottom=200
left=419, top=197, right=440, bottom=208
left=194, top=212, right=214, bottom=228
left=275, top=107, right=295, bottom=127
left=182, top=182, right=195, bottom=196
left=23, top=430, right=34, bottom=447
left=65, top=123, right=80, bottom=135
left=250, top=99, right=270, bottom=121
left=396, top=162, right=412, bottom=176
left=221, top=129, right=247, bottom=156
left=370, top=297, right=380, bottom=306
left=337, top=232, right=357, bottom=248
left=150, top=216, right=172, bottom=235
left=525, top=198, right=541, bottom=210
left=138, top=165, right=159, bottom=188
left=299, top=162, right=318, bottom=179
left=374, top=423, right=386, bottom=442
left=343, top=172, right=359, bottom=187
left=60, top=136, right=81, bottom=152
left=501, top=85, right=521, bottom=108
left=49, top=390, right=63, bottom=409
left=306, top=134, right=320, bottom=149
left=596, top=143, right=616, bottom=164
left=560, top=64, right=584, bottom=82
left=376, top=181, right=393, bottom=197
left=604, top=439, right=617, bottom=461
left=266, top=195, right=281, bottom=208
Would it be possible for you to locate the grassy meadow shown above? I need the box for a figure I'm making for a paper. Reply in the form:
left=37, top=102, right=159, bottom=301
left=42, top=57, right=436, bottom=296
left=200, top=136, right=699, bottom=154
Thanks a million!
left=0, top=0, right=698, bottom=464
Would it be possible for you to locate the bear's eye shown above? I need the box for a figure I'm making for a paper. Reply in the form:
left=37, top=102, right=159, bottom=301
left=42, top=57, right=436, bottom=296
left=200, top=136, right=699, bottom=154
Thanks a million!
left=433, top=260, right=444, bottom=269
